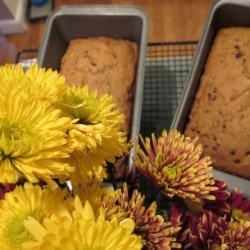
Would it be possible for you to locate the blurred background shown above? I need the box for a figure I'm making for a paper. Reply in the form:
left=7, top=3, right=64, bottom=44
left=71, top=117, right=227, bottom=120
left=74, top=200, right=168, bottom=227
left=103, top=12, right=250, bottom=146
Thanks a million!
left=1, top=0, right=213, bottom=64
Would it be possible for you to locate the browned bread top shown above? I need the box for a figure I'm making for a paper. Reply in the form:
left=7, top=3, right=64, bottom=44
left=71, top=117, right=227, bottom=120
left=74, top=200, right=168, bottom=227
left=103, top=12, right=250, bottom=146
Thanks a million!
left=185, top=27, right=250, bottom=179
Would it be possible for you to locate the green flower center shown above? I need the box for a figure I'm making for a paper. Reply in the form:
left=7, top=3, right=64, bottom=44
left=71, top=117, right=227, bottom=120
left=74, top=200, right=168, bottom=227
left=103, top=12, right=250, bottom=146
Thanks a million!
left=162, top=165, right=181, bottom=180
left=5, top=210, right=41, bottom=246
left=0, top=119, right=25, bottom=141
left=5, top=213, right=31, bottom=245
left=0, top=118, right=34, bottom=159
left=70, top=95, right=84, bottom=106
left=232, top=209, right=250, bottom=221
left=68, top=94, right=98, bottom=107
left=70, top=96, right=99, bottom=125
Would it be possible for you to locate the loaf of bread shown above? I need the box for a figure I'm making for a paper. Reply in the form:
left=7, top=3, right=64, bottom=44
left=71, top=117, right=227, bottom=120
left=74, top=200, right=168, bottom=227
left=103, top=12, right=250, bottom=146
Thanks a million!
left=60, top=37, right=138, bottom=132
left=185, top=27, right=250, bottom=179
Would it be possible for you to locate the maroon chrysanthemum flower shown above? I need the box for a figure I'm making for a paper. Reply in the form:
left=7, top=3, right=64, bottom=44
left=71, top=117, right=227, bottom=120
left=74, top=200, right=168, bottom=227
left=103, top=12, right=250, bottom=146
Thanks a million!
left=171, top=203, right=186, bottom=227
left=188, top=210, right=250, bottom=250
left=203, top=179, right=231, bottom=216
left=102, top=183, right=181, bottom=249
left=134, top=130, right=218, bottom=203
left=224, top=219, right=250, bottom=249
left=170, top=203, right=192, bottom=249
left=230, top=189, right=250, bottom=221
left=189, top=210, right=227, bottom=250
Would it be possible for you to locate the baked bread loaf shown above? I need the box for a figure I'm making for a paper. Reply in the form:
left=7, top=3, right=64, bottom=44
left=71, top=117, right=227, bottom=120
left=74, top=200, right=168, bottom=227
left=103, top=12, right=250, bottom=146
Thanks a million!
left=185, top=27, right=250, bottom=179
left=60, top=37, right=138, bottom=132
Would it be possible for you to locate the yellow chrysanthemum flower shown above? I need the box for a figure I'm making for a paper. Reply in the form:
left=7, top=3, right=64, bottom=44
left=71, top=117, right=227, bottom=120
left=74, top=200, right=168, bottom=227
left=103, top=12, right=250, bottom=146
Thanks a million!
left=58, top=85, right=124, bottom=125
left=71, top=168, right=114, bottom=214
left=25, top=64, right=67, bottom=104
left=0, top=88, right=73, bottom=184
left=69, top=151, right=107, bottom=184
left=57, top=85, right=127, bottom=181
left=0, top=64, right=67, bottom=104
left=0, top=183, right=72, bottom=250
left=0, top=64, right=24, bottom=89
left=22, top=197, right=142, bottom=250
left=61, top=86, right=127, bottom=157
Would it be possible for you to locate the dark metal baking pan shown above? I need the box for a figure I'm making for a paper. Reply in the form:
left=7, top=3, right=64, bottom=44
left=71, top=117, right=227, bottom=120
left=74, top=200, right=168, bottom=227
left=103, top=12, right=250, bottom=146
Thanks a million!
left=171, top=0, right=250, bottom=195
left=37, top=5, right=149, bottom=177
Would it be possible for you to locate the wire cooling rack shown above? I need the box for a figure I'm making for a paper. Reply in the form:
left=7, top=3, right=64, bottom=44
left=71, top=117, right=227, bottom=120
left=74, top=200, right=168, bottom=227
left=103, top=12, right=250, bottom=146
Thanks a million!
left=16, top=41, right=198, bottom=203
left=15, top=49, right=38, bottom=70
left=140, top=41, right=197, bottom=137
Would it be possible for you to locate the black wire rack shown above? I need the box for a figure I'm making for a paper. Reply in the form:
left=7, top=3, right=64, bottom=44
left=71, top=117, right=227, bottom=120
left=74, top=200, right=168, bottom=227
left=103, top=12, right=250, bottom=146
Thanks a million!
left=15, top=49, right=38, bottom=70
left=16, top=41, right=198, bottom=203
left=140, top=41, right=197, bottom=137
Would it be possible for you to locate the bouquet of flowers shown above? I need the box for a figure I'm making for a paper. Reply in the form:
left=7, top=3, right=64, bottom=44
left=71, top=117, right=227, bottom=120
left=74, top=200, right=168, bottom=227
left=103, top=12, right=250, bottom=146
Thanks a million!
left=0, top=63, right=249, bottom=250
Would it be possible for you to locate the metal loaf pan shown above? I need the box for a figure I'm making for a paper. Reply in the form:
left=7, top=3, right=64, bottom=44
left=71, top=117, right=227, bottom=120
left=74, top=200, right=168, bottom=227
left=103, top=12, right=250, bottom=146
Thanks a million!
left=37, top=5, right=149, bottom=177
left=171, top=0, right=250, bottom=195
